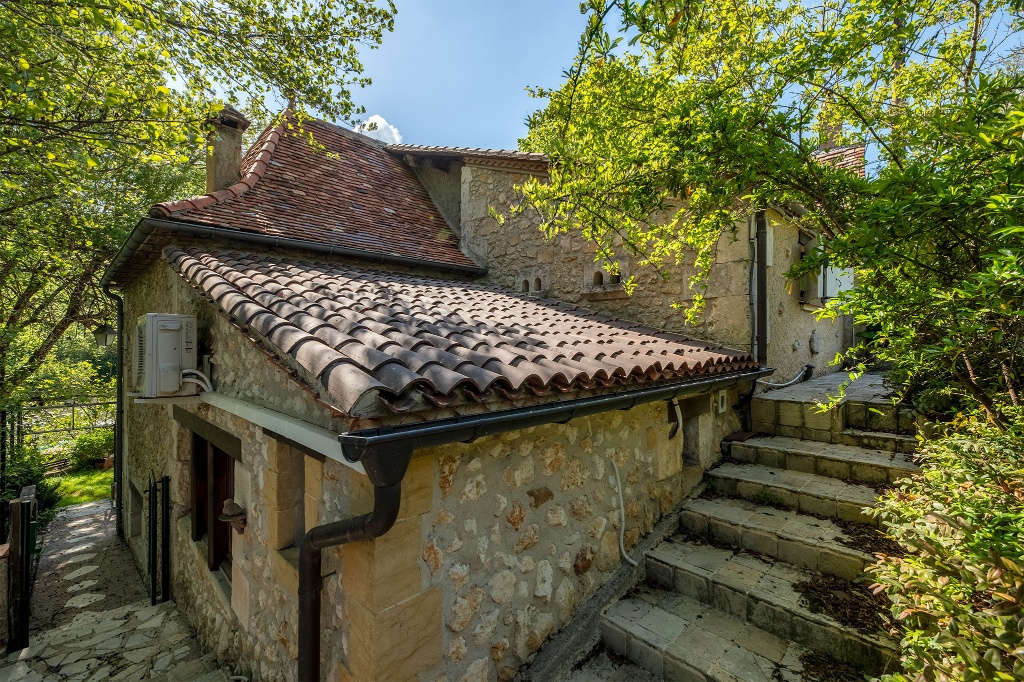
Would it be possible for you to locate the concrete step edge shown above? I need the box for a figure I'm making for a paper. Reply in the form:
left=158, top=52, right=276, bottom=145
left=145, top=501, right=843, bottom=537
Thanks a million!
left=600, top=589, right=808, bottom=681
left=680, top=498, right=873, bottom=581
left=645, top=540, right=898, bottom=672
left=707, top=463, right=879, bottom=524
left=732, top=436, right=917, bottom=484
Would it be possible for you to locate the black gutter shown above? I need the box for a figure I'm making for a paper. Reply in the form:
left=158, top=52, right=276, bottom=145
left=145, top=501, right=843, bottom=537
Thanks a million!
left=100, top=217, right=488, bottom=289
left=339, top=368, right=772, bottom=461
left=296, top=366, right=771, bottom=681
left=754, top=210, right=768, bottom=364
left=103, top=284, right=125, bottom=539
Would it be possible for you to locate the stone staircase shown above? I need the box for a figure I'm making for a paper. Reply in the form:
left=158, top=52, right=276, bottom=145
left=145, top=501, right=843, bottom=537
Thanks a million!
left=596, top=373, right=915, bottom=681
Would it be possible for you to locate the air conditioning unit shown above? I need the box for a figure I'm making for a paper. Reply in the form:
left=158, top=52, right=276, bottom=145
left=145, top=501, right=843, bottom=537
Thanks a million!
left=134, top=314, right=198, bottom=398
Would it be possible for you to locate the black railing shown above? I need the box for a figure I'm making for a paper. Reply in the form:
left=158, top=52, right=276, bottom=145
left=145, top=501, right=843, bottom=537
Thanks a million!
left=6, top=486, right=38, bottom=652
left=146, top=476, right=171, bottom=605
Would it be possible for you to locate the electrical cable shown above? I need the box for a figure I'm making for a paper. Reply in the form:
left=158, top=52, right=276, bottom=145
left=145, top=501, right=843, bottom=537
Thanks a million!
left=611, top=460, right=638, bottom=567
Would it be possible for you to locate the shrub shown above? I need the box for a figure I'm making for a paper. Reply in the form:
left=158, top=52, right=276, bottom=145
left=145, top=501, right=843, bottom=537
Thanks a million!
left=68, top=428, right=113, bottom=470
left=3, top=446, right=61, bottom=513
left=868, top=422, right=1024, bottom=681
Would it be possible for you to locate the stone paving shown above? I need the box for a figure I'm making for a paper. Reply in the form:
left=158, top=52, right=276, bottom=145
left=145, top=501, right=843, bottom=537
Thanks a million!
left=0, top=501, right=234, bottom=681
left=30, top=501, right=146, bottom=632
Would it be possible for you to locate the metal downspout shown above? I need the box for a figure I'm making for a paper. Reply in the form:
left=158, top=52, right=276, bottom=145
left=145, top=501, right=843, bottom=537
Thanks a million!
left=103, top=284, right=125, bottom=539
left=754, top=210, right=769, bottom=364
left=296, top=446, right=412, bottom=682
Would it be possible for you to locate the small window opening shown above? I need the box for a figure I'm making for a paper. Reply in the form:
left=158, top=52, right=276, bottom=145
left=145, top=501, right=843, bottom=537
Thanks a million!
left=522, top=280, right=530, bottom=292
left=592, top=271, right=604, bottom=286
left=534, top=277, right=543, bottom=291
left=609, top=272, right=622, bottom=285
left=129, top=482, right=142, bottom=536
left=192, top=433, right=234, bottom=573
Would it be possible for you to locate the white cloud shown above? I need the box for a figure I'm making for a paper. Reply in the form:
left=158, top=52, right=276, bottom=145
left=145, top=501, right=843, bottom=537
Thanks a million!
left=353, top=114, right=403, bottom=144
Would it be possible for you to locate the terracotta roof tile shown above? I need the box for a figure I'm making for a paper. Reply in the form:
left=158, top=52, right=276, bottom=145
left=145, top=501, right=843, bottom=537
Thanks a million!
left=166, top=247, right=758, bottom=416
left=813, top=145, right=866, bottom=177
left=150, top=118, right=476, bottom=269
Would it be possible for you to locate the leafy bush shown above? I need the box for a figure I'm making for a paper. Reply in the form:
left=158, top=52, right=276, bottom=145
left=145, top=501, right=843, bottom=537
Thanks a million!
left=868, top=422, right=1024, bottom=681
left=3, top=446, right=60, bottom=513
left=68, top=428, right=114, bottom=470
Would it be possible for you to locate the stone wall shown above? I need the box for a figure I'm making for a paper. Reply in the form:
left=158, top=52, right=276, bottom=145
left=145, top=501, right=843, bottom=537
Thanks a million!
left=320, top=390, right=743, bottom=681
left=460, top=164, right=752, bottom=348
left=458, top=164, right=848, bottom=377
left=761, top=210, right=849, bottom=379
left=409, top=161, right=465, bottom=245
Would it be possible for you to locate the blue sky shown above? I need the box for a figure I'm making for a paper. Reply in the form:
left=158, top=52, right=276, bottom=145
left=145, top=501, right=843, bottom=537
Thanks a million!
left=352, top=1, right=589, bottom=149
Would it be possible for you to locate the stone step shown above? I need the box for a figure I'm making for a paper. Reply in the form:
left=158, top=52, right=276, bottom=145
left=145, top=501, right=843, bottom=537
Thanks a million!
left=750, top=396, right=839, bottom=443
left=706, top=463, right=879, bottom=525
left=837, top=428, right=917, bottom=455
left=601, top=586, right=809, bottom=681
left=679, top=497, right=874, bottom=581
left=645, top=538, right=899, bottom=673
left=730, top=435, right=918, bottom=483
left=844, top=401, right=917, bottom=436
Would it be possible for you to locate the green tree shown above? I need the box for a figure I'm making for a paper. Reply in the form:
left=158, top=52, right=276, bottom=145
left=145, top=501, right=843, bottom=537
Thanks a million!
left=0, top=0, right=396, bottom=404
left=517, top=0, right=1024, bottom=422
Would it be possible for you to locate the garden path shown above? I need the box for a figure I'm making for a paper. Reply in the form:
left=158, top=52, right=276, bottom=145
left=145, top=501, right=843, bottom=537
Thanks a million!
left=0, top=501, right=233, bottom=680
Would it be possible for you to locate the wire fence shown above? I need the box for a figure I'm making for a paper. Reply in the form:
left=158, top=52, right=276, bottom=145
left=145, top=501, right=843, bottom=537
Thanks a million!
left=2, top=395, right=115, bottom=460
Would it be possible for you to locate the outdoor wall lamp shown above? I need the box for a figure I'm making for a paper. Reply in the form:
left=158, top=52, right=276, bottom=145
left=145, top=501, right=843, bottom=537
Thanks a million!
left=93, top=323, right=117, bottom=347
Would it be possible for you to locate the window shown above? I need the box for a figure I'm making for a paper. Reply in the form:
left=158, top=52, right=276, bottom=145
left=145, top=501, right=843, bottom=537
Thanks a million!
left=521, top=280, right=530, bottom=292
left=592, top=271, right=604, bottom=286
left=534, top=277, right=543, bottom=292
left=609, top=272, right=622, bottom=285
left=192, top=433, right=234, bottom=573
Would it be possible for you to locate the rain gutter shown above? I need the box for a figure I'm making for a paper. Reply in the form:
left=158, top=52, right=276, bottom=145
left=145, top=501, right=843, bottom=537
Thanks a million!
left=297, top=366, right=772, bottom=681
left=102, top=284, right=125, bottom=539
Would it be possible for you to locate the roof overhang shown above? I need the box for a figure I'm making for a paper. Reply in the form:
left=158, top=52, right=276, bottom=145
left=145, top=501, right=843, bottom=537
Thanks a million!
left=101, top=217, right=488, bottom=289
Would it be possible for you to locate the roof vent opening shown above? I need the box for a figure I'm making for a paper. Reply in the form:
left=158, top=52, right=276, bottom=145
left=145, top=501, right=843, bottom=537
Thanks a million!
left=207, top=105, right=252, bottom=193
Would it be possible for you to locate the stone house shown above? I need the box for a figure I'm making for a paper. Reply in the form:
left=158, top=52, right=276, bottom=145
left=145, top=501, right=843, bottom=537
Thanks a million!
left=100, top=108, right=859, bottom=681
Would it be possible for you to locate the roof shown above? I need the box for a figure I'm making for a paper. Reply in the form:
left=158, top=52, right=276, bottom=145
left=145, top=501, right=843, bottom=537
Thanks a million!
left=812, top=145, right=866, bottom=177
left=386, top=144, right=549, bottom=173
left=166, top=246, right=757, bottom=417
left=149, top=118, right=477, bottom=269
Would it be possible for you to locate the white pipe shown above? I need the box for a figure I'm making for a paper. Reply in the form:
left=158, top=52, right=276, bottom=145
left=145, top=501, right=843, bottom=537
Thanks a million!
left=611, top=460, right=638, bottom=567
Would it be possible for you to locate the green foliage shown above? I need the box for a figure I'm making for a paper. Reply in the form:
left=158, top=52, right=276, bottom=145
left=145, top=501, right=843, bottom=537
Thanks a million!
left=3, top=445, right=61, bottom=512
left=0, top=0, right=396, bottom=404
left=518, top=0, right=1024, bottom=419
left=54, top=468, right=112, bottom=508
left=68, top=428, right=113, bottom=470
left=817, top=88, right=1024, bottom=426
left=868, top=422, right=1024, bottom=681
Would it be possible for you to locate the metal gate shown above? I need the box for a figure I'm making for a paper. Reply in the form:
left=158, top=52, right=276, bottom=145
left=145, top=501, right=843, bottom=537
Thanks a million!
left=146, top=476, right=171, bottom=605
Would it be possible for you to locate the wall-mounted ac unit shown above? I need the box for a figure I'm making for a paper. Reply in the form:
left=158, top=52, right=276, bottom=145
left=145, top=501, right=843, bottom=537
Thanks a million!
left=134, top=314, right=197, bottom=398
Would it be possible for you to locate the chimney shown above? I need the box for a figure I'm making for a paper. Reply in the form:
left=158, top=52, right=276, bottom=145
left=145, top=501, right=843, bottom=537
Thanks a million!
left=206, top=105, right=252, bottom=193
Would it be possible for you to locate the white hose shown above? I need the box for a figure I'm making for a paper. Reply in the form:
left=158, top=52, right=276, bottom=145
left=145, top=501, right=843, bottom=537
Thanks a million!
left=182, top=369, right=214, bottom=392
left=611, top=460, right=638, bottom=566
left=180, top=377, right=208, bottom=393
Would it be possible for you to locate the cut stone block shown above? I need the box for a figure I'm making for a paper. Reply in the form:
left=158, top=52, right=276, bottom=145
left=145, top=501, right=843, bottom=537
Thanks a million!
left=707, top=463, right=880, bottom=524
left=643, top=539, right=898, bottom=672
left=680, top=497, right=873, bottom=580
left=600, top=587, right=810, bottom=682
left=730, top=436, right=918, bottom=483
